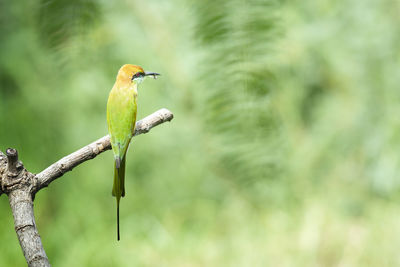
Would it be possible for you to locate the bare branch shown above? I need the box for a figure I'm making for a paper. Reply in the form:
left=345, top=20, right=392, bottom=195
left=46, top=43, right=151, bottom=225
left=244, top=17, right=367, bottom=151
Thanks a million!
left=1, top=148, right=50, bottom=266
left=9, top=189, right=50, bottom=267
left=0, top=108, right=173, bottom=266
left=34, top=108, right=173, bottom=193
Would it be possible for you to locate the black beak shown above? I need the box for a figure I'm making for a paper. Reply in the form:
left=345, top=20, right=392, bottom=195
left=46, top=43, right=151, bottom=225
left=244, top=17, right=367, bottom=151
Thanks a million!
left=144, top=71, right=161, bottom=79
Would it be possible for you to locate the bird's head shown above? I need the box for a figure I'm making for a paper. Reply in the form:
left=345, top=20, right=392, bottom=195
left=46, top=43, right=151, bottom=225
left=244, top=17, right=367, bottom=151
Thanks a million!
left=116, top=64, right=160, bottom=85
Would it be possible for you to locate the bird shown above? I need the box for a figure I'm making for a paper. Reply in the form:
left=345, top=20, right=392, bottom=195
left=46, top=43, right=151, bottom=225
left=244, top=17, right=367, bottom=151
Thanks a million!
left=107, top=64, right=160, bottom=240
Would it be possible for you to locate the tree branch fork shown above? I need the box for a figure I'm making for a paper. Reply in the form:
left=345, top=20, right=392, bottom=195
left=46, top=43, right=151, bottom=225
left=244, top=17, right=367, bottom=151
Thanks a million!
left=0, top=108, right=173, bottom=267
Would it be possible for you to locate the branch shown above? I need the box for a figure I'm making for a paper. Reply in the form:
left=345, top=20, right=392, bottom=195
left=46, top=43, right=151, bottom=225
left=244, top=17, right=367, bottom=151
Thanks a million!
left=6, top=148, right=19, bottom=174
left=9, top=189, right=50, bottom=267
left=34, top=108, right=173, bottom=193
left=0, top=150, right=6, bottom=196
left=0, top=108, right=173, bottom=266
left=5, top=149, right=50, bottom=266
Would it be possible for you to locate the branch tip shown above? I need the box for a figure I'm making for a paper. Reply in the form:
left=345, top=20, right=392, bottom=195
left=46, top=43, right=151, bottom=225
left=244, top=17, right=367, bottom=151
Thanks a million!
left=6, top=148, right=21, bottom=175
left=6, top=148, right=18, bottom=158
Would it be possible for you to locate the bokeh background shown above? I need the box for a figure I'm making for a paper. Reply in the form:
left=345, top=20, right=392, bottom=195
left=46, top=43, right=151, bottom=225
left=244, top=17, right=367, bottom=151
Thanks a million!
left=1, top=0, right=400, bottom=266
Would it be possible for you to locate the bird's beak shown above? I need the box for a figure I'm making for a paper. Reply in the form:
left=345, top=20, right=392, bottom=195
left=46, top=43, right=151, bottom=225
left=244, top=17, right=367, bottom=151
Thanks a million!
left=144, top=71, right=161, bottom=79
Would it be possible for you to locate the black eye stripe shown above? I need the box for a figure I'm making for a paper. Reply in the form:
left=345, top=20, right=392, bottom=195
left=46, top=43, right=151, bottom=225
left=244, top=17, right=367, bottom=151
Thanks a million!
left=131, top=72, right=145, bottom=80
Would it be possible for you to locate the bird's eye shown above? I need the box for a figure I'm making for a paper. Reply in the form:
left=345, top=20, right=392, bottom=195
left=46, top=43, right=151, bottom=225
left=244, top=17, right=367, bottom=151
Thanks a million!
left=131, top=72, right=144, bottom=80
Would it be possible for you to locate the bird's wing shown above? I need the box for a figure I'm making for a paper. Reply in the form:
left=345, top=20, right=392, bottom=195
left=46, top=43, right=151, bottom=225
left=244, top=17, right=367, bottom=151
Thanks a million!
left=107, top=85, right=137, bottom=160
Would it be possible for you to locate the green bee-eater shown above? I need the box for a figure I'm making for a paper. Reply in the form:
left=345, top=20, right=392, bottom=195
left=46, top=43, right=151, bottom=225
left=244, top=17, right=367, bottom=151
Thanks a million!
left=107, top=64, right=160, bottom=240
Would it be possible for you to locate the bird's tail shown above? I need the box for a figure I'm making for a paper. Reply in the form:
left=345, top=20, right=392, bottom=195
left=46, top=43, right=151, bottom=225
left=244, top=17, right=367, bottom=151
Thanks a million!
left=112, top=155, right=126, bottom=241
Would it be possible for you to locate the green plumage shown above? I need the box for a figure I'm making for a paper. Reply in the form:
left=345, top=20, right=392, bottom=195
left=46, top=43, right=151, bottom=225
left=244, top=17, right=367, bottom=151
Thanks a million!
left=107, top=71, right=138, bottom=241
left=106, top=64, right=159, bottom=241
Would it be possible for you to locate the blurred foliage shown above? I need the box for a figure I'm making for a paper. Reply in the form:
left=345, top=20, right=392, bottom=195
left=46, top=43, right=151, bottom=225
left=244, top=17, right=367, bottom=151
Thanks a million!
left=37, top=0, right=100, bottom=49
left=194, top=0, right=283, bottom=196
left=1, top=0, right=400, bottom=266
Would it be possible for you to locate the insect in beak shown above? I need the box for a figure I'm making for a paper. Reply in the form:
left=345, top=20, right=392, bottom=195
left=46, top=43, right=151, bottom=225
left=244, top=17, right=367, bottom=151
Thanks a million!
left=144, top=72, right=161, bottom=79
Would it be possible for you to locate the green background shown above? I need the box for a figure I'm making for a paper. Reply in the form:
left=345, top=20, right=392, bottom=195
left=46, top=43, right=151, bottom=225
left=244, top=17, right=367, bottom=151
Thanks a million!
left=1, top=0, right=400, bottom=266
